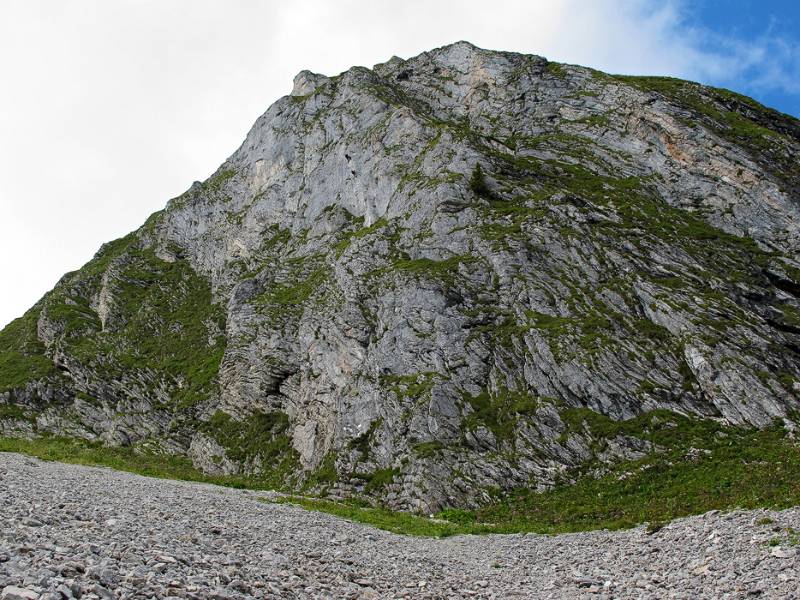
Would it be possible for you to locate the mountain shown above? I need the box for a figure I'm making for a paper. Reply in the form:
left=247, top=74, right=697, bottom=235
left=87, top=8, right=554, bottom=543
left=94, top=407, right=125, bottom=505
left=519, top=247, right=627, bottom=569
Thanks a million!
left=1, top=41, right=799, bottom=513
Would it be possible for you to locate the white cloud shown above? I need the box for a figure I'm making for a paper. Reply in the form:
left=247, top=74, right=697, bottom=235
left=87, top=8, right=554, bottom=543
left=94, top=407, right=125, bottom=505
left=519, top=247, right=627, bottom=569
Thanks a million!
left=0, top=0, right=796, bottom=327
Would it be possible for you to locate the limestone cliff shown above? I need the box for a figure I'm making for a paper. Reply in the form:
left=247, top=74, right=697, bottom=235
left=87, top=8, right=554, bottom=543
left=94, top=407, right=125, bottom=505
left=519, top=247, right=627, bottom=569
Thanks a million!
left=2, top=42, right=799, bottom=512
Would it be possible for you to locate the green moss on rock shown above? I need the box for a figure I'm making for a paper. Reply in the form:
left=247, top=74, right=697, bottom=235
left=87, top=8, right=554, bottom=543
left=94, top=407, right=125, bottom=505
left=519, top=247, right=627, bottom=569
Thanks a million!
left=200, top=409, right=300, bottom=488
left=0, top=307, right=56, bottom=394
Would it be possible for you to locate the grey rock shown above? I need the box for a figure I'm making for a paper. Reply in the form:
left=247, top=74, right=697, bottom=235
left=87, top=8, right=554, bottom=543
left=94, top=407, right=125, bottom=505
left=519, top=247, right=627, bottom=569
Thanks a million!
left=770, top=546, right=796, bottom=558
left=0, top=587, right=39, bottom=600
left=1, top=41, right=799, bottom=510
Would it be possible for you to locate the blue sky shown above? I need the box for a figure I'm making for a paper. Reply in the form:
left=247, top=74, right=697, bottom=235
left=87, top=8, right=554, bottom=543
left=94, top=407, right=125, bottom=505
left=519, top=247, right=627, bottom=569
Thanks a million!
left=681, top=0, right=800, bottom=116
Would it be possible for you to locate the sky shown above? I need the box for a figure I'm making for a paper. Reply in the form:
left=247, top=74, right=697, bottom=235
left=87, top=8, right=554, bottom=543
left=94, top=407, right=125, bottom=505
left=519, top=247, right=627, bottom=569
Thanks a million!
left=0, top=0, right=798, bottom=329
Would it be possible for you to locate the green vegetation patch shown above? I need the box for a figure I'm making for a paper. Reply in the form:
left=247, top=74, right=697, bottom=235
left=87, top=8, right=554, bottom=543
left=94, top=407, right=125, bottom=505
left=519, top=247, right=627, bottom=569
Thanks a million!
left=545, top=61, right=567, bottom=78
left=613, top=75, right=799, bottom=182
left=779, top=304, right=800, bottom=329
left=0, top=436, right=289, bottom=490
left=615, top=76, right=782, bottom=148
left=413, top=440, right=445, bottom=458
left=482, top=140, right=771, bottom=272
left=375, top=254, right=478, bottom=288
left=201, top=409, right=295, bottom=469
left=465, top=305, right=627, bottom=359
left=58, top=247, right=227, bottom=408
left=558, top=408, right=713, bottom=448
left=468, top=163, right=491, bottom=197
left=0, top=404, right=30, bottom=421
left=271, top=496, right=469, bottom=537
left=253, top=255, right=331, bottom=324
left=0, top=231, right=141, bottom=396
left=282, top=417, right=800, bottom=537
left=0, top=307, right=56, bottom=394
left=203, top=168, right=237, bottom=192
left=381, top=372, right=439, bottom=401
left=333, top=217, right=389, bottom=256
left=486, top=152, right=773, bottom=316
left=303, top=450, right=339, bottom=491
left=455, top=419, right=800, bottom=533
left=462, top=387, right=546, bottom=443
left=355, top=467, right=400, bottom=493
left=348, top=417, right=384, bottom=459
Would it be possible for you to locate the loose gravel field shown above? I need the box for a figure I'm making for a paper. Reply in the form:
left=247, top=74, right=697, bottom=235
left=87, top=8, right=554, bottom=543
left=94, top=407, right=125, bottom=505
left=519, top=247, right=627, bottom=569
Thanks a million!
left=1, top=452, right=798, bottom=599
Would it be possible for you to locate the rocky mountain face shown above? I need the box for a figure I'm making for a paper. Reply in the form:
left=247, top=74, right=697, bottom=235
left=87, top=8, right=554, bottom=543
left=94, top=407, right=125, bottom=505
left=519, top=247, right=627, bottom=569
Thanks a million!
left=2, top=42, right=799, bottom=512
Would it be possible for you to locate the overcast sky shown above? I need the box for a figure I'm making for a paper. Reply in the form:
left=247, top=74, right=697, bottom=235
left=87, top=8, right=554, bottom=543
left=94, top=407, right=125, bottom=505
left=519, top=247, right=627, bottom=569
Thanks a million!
left=1, top=0, right=798, bottom=329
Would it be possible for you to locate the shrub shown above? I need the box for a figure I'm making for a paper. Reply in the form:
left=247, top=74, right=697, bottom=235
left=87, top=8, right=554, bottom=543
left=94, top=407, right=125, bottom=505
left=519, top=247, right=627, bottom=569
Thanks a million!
left=469, top=164, right=491, bottom=197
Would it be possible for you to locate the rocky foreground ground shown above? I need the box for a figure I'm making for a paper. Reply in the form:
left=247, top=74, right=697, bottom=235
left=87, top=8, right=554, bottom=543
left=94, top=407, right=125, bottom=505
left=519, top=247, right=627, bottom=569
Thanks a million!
left=0, top=453, right=798, bottom=599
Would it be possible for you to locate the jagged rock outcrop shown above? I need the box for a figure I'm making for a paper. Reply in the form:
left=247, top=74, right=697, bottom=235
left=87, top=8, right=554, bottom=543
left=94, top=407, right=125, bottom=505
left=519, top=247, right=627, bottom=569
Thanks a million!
left=1, top=41, right=799, bottom=512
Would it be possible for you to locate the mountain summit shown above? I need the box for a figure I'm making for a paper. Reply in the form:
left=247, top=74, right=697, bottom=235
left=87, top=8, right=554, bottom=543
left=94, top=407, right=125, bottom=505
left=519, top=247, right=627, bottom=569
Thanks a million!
left=2, top=42, right=799, bottom=512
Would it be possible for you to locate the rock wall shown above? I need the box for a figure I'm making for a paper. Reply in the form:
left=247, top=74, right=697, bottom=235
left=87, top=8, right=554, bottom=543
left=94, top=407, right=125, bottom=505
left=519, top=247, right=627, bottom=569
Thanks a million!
left=1, top=42, right=799, bottom=511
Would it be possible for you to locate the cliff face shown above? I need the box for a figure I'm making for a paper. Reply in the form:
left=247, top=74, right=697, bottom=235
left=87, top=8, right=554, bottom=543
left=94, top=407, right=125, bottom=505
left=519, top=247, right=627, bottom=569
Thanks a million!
left=2, top=42, right=799, bottom=512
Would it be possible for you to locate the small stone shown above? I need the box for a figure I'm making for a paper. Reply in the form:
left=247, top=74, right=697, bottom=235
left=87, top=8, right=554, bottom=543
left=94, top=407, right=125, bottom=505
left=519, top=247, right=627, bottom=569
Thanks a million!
left=770, top=546, right=796, bottom=559
left=20, top=518, right=42, bottom=527
left=228, top=579, right=251, bottom=593
left=157, top=555, right=178, bottom=563
left=92, top=585, right=115, bottom=600
left=1, top=587, right=39, bottom=600
left=575, top=577, right=604, bottom=588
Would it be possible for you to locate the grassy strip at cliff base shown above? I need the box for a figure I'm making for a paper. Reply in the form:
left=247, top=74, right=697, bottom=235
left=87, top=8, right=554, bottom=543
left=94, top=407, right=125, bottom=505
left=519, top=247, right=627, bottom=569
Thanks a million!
left=275, top=423, right=800, bottom=537
left=445, top=425, right=800, bottom=534
left=3, top=422, right=800, bottom=538
left=270, top=496, right=483, bottom=537
left=0, top=436, right=285, bottom=491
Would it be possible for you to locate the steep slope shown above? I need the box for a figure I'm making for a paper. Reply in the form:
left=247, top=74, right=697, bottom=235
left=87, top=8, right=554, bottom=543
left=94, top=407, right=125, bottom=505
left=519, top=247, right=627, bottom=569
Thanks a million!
left=1, top=42, right=799, bottom=512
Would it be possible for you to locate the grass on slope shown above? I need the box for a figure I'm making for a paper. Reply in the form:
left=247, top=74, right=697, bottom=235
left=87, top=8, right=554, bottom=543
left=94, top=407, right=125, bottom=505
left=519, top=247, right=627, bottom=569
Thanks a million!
left=450, top=423, right=800, bottom=533
left=0, top=436, right=285, bottom=491
left=3, top=418, right=800, bottom=538
left=278, top=421, right=800, bottom=537
left=613, top=74, right=800, bottom=181
left=0, top=307, right=56, bottom=394
left=271, top=497, right=474, bottom=537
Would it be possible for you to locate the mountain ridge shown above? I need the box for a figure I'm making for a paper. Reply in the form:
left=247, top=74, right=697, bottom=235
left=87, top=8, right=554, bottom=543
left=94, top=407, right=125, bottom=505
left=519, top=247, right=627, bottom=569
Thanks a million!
left=1, top=41, right=799, bottom=512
